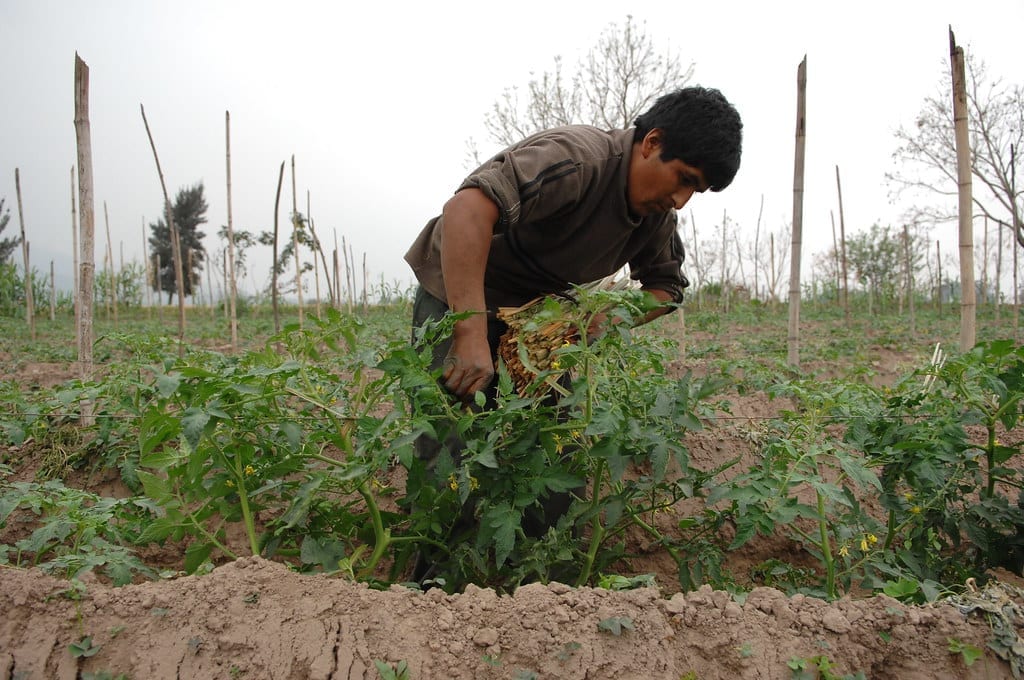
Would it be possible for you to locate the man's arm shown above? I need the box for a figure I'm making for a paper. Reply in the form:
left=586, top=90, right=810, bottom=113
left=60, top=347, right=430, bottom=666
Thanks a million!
left=440, top=188, right=500, bottom=399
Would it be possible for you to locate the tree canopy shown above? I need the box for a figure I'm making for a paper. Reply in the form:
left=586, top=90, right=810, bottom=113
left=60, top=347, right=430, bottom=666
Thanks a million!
left=148, top=182, right=208, bottom=303
left=470, top=15, right=694, bottom=157
left=888, top=54, right=1023, bottom=245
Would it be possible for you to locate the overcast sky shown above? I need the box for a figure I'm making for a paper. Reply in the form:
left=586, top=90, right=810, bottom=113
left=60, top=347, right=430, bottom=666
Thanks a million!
left=1, top=0, right=1021, bottom=300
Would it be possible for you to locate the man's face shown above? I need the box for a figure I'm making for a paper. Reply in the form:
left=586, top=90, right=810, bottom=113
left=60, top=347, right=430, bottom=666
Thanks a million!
left=627, top=129, right=708, bottom=217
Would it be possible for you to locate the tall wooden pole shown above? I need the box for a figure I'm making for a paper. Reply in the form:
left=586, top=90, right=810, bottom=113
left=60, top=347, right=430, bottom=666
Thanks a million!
left=142, top=218, right=152, bottom=318
left=141, top=103, right=187, bottom=348
left=950, top=28, right=976, bottom=351
left=787, top=56, right=808, bottom=368
left=1012, top=144, right=1019, bottom=341
left=272, top=160, right=284, bottom=333
left=290, top=155, right=304, bottom=329
left=835, top=166, right=850, bottom=325
left=904, top=224, right=915, bottom=337
left=224, top=111, right=239, bottom=350
left=71, top=166, right=80, bottom=327
left=15, top=169, right=35, bottom=339
left=74, top=54, right=96, bottom=424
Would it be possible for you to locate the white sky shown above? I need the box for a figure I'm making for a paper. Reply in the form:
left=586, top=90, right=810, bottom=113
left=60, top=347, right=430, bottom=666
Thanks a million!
left=1, top=0, right=1021, bottom=299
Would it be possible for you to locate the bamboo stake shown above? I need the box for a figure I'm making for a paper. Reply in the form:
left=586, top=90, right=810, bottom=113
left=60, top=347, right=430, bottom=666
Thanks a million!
left=983, top=215, right=990, bottom=308
left=104, top=201, right=118, bottom=326
left=74, top=54, right=96, bottom=424
left=306, top=191, right=333, bottom=308
left=222, top=250, right=229, bottom=318
left=15, top=168, right=35, bottom=340
left=333, top=229, right=341, bottom=310
left=1012, top=144, right=1019, bottom=342
left=689, top=211, right=702, bottom=310
left=950, top=28, right=976, bottom=351
left=830, top=211, right=839, bottom=305
left=332, top=248, right=341, bottom=312
left=787, top=56, right=807, bottom=368
left=156, top=253, right=164, bottom=323
left=206, top=256, right=214, bottom=319
left=272, top=160, right=284, bottom=333
left=141, top=103, right=186, bottom=349
left=835, top=166, right=850, bottom=325
left=142, top=218, right=152, bottom=318
left=312, top=223, right=322, bottom=318
left=904, top=224, right=915, bottom=337
left=71, top=166, right=79, bottom=326
left=348, top=240, right=356, bottom=313
left=224, top=111, right=238, bottom=350
left=290, top=155, right=304, bottom=329
left=995, top=215, right=1002, bottom=321
left=49, top=260, right=55, bottom=321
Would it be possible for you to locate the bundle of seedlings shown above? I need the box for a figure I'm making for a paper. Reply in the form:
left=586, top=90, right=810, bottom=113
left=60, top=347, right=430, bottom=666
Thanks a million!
left=496, top=276, right=636, bottom=396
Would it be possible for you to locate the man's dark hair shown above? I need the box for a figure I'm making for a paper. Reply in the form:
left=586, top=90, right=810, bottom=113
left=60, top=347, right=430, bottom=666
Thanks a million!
left=634, top=86, right=743, bottom=191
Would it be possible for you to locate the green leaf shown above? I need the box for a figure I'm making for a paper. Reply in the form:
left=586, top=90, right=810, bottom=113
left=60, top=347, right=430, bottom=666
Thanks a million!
left=480, top=502, right=518, bottom=568
left=155, top=374, right=181, bottom=398
left=300, top=535, right=348, bottom=571
left=180, top=408, right=211, bottom=450
left=183, top=541, right=213, bottom=574
left=136, top=470, right=172, bottom=503
left=838, top=453, right=882, bottom=491
left=597, top=616, right=634, bottom=636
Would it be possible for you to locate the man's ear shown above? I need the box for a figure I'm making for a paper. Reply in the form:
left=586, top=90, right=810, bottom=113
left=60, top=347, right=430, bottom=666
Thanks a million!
left=641, top=128, right=663, bottom=158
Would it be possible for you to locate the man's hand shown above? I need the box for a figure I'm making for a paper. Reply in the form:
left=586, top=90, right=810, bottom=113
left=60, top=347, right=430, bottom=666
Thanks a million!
left=442, top=323, right=494, bottom=401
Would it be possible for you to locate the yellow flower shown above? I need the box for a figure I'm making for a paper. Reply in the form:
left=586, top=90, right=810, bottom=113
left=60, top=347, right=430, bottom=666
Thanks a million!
left=867, top=533, right=878, bottom=545
left=244, top=465, right=255, bottom=476
left=448, top=473, right=459, bottom=491
left=562, top=340, right=571, bottom=348
left=225, top=479, right=235, bottom=488
left=551, top=360, right=562, bottom=371
left=570, top=430, right=581, bottom=439
left=903, top=491, right=915, bottom=502
left=553, top=434, right=564, bottom=454
left=860, top=537, right=869, bottom=552
left=838, top=545, right=849, bottom=557
left=910, top=505, right=922, bottom=515
left=469, top=476, right=480, bottom=491
left=371, top=477, right=386, bottom=491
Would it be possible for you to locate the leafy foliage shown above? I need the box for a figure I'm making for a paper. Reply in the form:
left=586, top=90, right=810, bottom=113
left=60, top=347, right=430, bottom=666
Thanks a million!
left=148, top=182, right=208, bottom=303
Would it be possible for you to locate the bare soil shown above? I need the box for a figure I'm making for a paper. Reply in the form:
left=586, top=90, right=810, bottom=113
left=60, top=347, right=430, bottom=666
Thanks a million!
left=2, top=328, right=1023, bottom=679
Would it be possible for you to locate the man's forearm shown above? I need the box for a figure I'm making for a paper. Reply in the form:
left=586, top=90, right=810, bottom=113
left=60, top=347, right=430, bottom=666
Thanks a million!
left=440, top=189, right=498, bottom=329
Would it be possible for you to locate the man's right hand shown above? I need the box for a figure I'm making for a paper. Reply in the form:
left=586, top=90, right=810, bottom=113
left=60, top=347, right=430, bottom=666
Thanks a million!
left=442, top=322, right=494, bottom=401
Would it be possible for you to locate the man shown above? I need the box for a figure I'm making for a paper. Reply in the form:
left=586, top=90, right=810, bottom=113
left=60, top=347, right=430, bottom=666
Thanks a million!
left=405, top=86, right=742, bottom=401
left=403, top=87, right=742, bottom=582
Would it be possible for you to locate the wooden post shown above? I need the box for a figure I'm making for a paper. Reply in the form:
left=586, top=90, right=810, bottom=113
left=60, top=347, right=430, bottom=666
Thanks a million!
left=224, top=111, right=239, bottom=350
left=15, top=169, right=35, bottom=340
left=74, top=54, right=96, bottom=424
left=995, top=215, right=1003, bottom=321
left=49, top=260, right=56, bottom=321
left=141, top=103, right=187, bottom=349
left=950, top=28, right=976, bottom=351
left=272, top=160, right=284, bottom=333
left=333, top=229, right=341, bottom=310
left=904, top=224, right=915, bottom=337
left=71, top=166, right=80, bottom=327
left=983, top=215, right=990, bottom=308
left=290, top=155, right=304, bottom=328
left=104, top=201, right=118, bottom=326
left=156, top=253, right=164, bottom=323
left=142, top=218, right=153, bottom=318
left=1012, top=144, right=1019, bottom=342
left=787, top=56, right=807, bottom=368
left=835, top=166, right=850, bottom=325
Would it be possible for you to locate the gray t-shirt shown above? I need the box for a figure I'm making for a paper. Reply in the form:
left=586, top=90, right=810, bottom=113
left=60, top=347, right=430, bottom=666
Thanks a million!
left=405, top=125, right=688, bottom=310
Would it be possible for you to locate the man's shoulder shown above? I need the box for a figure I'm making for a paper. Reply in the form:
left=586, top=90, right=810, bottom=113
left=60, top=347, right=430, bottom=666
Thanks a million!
left=517, top=125, right=632, bottom=157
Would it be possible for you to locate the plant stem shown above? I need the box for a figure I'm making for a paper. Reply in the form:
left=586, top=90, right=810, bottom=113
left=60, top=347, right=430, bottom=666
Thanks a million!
left=356, top=482, right=390, bottom=579
left=576, top=458, right=606, bottom=587
left=816, top=487, right=836, bottom=599
left=230, top=458, right=260, bottom=556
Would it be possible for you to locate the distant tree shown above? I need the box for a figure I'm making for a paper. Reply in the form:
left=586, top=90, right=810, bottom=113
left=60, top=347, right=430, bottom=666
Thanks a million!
left=258, top=212, right=313, bottom=294
left=149, top=182, right=208, bottom=303
left=469, top=15, right=695, bottom=157
left=0, top=198, right=19, bottom=263
left=216, top=225, right=256, bottom=279
left=888, top=54, right=1023, bottom=245
left=845, top=223, right=903, bottom=314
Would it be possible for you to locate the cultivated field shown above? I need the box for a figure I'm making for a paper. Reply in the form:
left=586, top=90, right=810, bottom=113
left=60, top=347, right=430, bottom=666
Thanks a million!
left=2, top=296, right=1023, bottom=679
